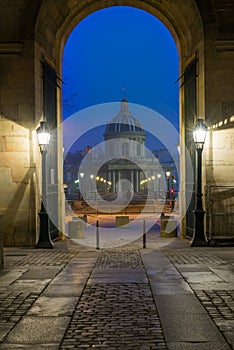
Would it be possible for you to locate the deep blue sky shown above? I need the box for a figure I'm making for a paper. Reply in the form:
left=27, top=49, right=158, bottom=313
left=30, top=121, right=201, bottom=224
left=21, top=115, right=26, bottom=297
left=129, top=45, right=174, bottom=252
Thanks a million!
left=62, top=6, right=179, bottom=149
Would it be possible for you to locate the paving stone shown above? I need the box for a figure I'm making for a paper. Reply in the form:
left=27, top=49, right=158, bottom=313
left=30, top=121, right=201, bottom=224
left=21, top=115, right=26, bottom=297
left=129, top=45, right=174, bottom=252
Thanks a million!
left=4, top=316, right=70, bottom=344
left=167, top=342, right=231, bottom=350
left=18, top=267, right=62, bottom=280
left=0, top=323, right=15, bottom=342
left=27, top=296, right=78, bottom=317
left=7, top=279, right=51, bottom=293
left=150, top=281, right=193, bottom=295
left=42, top=283, right=85, bottom=297
left=190, top=282, right=234, bottom=291
left=52, top=273, right=89, bottom=284
left=0, top=270, right=27, bottom=286
left=181, top=271, right=224, bottom=283
left=161, top=312, right=225, bottom=342
left=176, top=265, right=212, bottom=272
left=209, top=267, right=234, bottom=283
left=0, top=344, right=59, bottom=349
left=155, top=294, right=207, bottom=314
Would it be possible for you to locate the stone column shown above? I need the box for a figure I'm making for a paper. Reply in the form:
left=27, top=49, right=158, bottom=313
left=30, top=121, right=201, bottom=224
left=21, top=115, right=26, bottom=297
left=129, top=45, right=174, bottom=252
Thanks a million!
left=131, top=170, right=134, bottom=191
left=112, top=171, right=116, bottom=193
left=117, top=171, right=122, bottom=193
left=136, top=171, right=139, bottom=192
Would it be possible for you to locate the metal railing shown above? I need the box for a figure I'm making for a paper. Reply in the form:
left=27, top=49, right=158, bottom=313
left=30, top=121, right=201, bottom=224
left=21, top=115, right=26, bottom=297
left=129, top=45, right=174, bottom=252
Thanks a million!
left=205, top=186, right=234, bottom=244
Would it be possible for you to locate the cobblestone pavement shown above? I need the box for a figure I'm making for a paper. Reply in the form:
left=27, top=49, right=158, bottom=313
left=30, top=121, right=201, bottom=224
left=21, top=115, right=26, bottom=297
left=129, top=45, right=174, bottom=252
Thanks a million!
left=163, top=247, right=234, bottom=349
left=10, top=250, right=78, bottom=267
left=95, top=249, right=144, bottom=269
left=0, top=239, right=233, bottom=349
left=0, top=247, right=80, bottom=348
left=194, top=289, right=234, bottom=348
left=163, top=248, right=227, bottom=265
left=60, top=249, right=167, bottom=349
left=0, top=291, right=39, bottom=324
left=194, top=290, right=234, bottom=322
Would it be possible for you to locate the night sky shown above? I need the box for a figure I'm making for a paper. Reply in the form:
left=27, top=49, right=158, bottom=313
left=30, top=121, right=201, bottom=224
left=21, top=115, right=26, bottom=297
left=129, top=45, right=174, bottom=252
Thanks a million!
left=62, top=6, right=179, bottom=150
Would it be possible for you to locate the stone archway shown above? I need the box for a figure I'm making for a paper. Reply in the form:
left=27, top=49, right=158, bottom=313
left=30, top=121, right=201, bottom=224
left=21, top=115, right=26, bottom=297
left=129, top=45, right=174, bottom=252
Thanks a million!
left=34, top=0, right=204, bottom=238
left=35, top=0, right=204, bottom=69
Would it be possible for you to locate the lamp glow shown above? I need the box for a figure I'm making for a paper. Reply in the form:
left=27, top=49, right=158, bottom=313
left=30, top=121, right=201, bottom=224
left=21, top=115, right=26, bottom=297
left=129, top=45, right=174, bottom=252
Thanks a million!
left=36, top=121, right=50, bottom=151
left=193, top=119, right=207, bottom=149
left=166, top=170, right=170, bottom=178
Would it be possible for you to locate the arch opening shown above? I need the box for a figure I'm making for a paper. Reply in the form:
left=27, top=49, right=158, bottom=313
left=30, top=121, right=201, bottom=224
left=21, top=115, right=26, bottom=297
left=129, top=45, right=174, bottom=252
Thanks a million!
left=34, top=0, right=204, bottom=242
left=61, top=6, right=184, bottom=246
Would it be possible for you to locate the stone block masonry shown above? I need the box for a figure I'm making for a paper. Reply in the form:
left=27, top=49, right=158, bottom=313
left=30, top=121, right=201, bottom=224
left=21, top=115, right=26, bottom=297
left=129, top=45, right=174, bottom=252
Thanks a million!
left=0, top=214, right=3, bottom=271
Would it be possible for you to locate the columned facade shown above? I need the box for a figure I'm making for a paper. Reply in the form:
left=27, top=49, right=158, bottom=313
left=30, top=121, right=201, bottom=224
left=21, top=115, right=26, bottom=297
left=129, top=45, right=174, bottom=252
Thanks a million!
left=99, top=98, right=162, bottom=197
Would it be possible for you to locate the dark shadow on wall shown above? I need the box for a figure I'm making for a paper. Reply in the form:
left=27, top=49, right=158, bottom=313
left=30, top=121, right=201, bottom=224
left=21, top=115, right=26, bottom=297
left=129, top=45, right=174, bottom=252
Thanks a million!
left=2, top=130, right=37, bottom=247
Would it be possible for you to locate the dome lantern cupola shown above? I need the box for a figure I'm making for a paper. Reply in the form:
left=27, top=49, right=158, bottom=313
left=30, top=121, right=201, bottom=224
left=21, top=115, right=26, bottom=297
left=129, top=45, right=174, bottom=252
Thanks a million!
left=104, top=98, right=146, bottom=139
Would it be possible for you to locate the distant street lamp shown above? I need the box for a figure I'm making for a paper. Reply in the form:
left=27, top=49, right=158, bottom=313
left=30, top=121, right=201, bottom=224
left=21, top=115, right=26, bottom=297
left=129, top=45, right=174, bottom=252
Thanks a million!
left=35, top=121, right=53, bottom=249
left=165, top=169, right=171, bottom=199
left=191, top=118, right=208, bottom=246
left=63, top=183, right=68, bottom=197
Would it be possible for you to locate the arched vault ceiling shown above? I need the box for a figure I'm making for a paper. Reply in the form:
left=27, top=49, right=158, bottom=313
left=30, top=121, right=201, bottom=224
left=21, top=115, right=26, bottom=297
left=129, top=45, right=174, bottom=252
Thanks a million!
left=34, top=0, right=204, bottom=66
left=196, top=0, right=234, bottom=38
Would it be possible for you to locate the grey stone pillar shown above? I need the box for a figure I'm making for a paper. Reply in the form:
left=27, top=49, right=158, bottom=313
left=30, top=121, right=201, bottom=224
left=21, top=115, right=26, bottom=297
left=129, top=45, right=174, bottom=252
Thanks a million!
left=136, top=171, right=139, bottom=192
left=131, top=170, right=134, bottom=191
left=112, top=171, right=116, bottom=193
left=117, top=171, right=121, bottom=192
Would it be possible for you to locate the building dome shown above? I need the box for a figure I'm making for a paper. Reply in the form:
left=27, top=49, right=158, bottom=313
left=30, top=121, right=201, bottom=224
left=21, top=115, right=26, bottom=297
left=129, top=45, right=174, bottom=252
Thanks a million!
left=104, top=98, right=145, bottom=138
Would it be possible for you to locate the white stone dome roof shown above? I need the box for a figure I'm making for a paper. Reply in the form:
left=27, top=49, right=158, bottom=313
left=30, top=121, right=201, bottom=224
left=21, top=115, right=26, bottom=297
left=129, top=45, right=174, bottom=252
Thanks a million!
left=104, top=98, right=145, bottom=136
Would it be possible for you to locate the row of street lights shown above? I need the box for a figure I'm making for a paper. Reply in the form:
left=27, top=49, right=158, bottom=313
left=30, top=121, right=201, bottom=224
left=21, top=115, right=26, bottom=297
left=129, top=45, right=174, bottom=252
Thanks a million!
left=78, top=173, right=112, bottom=186
left=35, top=118, right=208, bottom=248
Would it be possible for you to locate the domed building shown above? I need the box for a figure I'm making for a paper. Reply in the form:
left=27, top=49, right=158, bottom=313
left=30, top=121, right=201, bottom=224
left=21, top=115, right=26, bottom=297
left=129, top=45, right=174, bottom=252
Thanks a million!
left=104, top=98, right=146, bottom=158
left=98, top=98, right=160, bottom=195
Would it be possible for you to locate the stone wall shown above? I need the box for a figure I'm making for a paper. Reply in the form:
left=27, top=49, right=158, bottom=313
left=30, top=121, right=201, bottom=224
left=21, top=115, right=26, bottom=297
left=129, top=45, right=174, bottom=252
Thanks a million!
left=0, top=117, right=38, bottom=246
left=0, top=213, right=3, bottom=271
left=0, top=0, right=38, bottom=246
left=206, top=127, right=234, bottom=186
left=204, top=37, right=234, bottom=187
